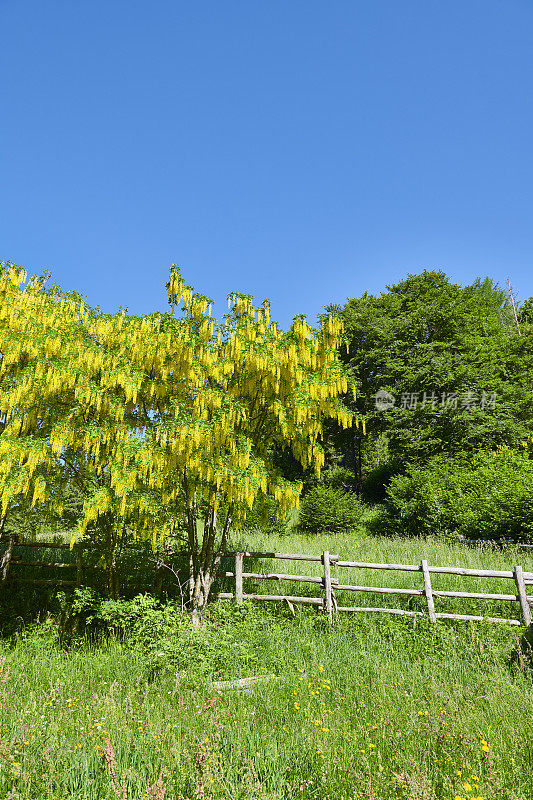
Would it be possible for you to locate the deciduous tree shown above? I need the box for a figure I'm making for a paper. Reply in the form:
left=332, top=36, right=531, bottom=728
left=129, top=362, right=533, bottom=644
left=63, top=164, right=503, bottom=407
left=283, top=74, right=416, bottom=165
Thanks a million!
left=0, top=262, right=355, bottom=620
left=330, top=270, right=533, bottom=498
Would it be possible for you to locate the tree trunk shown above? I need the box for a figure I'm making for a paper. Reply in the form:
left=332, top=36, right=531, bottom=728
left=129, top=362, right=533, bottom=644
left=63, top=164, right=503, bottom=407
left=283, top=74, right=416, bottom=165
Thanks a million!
left=1, top=535, right=14, bottom=583
left=189, top=566, right=215, bottom=626
left=188, top=503, right=232, bottom=625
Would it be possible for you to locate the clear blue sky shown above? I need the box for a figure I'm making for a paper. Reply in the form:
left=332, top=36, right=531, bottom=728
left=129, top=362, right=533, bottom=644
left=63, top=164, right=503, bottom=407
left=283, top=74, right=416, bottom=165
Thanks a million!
left=1, top=0, right=532, bottom=328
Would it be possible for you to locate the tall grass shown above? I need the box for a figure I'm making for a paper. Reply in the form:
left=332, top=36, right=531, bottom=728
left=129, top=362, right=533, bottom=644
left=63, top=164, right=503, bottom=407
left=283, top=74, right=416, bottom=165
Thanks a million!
left=229, top=527, right=533, bottom=623
left=1, top=528, right=532, bottom=799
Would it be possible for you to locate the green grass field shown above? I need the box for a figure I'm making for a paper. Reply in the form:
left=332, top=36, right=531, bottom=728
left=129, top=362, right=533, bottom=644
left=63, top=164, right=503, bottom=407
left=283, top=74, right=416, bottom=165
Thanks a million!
left=1, top=529, right=532, bottom=799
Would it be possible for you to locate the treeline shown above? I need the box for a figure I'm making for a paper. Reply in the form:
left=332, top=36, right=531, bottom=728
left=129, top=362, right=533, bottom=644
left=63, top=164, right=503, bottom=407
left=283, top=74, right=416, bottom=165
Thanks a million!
left=4, top=266, right=533, bottom=547
left=296, top=269, right=533, bottom=541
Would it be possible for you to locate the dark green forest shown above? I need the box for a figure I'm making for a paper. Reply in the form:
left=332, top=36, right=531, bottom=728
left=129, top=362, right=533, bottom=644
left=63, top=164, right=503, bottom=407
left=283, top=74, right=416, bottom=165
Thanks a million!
left=298, top=269, right=533, bottom=542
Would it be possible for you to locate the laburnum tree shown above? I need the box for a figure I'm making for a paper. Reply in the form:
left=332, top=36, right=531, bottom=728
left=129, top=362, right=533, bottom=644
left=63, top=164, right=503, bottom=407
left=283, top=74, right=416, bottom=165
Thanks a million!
left=0, top=262, right=355, bottom=621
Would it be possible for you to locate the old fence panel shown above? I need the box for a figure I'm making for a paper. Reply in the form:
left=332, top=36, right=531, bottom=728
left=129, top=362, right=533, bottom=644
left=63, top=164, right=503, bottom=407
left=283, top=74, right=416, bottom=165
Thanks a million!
left=2, top=541, right=532, bottom=627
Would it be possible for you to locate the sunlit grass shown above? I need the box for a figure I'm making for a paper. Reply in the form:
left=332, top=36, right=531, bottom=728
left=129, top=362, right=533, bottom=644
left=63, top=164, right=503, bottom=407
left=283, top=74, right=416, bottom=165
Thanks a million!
left=229, top=527, right=533, bottom=623
left=1, top=528, right=532, bottom=798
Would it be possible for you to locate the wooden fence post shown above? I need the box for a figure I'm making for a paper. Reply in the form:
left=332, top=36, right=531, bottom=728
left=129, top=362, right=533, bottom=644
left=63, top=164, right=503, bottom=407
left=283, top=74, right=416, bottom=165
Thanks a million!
left=421, top=559, right=436, bottom=623
left=322, top=551, right=333, bottom=625
left=514, top=565, right=532, bottom=627
left=235, top=552, right=244, bottom=605
left=1, top=536, right=14, bottom=584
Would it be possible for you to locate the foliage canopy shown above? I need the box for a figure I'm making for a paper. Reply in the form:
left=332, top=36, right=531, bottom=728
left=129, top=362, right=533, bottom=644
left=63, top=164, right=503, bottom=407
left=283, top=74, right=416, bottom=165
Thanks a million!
left=330, top=270, right=533, bottom=498
left=0, top=262, right=355, bottom=615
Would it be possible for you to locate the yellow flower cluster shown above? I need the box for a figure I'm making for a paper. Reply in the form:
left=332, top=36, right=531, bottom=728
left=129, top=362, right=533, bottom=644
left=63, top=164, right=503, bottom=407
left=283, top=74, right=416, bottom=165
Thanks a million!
left=0, top=262, right=358, bottom=543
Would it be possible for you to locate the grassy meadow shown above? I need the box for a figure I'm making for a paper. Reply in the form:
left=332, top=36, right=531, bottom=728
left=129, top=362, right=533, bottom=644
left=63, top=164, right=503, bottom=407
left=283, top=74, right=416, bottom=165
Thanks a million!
left=1, top=527, right=532, bottom=800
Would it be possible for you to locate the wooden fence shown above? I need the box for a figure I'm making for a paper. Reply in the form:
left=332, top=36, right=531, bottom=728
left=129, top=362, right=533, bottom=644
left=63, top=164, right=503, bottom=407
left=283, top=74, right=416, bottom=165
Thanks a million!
left=215, top=551, right=533, bottom=627
left=2, top=542, right=533, bottom=627
left=1, top=540, right=96, bottom=588
left=0, top=540, right=165, bottom=594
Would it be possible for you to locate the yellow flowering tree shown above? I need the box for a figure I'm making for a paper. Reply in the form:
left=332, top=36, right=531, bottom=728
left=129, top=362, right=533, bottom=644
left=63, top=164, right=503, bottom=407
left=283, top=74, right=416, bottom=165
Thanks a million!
left=0, top=262, right=355, bottom=620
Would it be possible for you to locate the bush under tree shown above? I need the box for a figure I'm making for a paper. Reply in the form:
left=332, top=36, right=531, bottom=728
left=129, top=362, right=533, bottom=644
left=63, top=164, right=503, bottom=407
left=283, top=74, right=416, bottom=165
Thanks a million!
left=298, top=485, right=363, bottom=535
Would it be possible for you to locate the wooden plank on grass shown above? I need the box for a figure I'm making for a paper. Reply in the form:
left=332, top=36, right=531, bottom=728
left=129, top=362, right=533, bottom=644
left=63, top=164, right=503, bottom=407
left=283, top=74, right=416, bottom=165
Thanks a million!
left=211, top=675, right=278, bottom=692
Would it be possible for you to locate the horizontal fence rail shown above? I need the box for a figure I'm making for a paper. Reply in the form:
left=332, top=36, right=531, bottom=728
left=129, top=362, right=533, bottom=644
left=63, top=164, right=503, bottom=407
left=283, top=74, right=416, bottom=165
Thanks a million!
left=0, top=540, right=86, bottom=588
left=1, top=541, right=533, bottom=627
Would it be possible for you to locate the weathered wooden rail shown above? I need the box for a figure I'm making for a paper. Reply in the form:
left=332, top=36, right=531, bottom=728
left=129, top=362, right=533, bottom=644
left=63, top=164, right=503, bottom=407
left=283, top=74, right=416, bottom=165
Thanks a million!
left=0, top=539, right=158, bottom=593
left=1, top=542, right=533, bottom=627
left=216, top=551, right=533, bottom=627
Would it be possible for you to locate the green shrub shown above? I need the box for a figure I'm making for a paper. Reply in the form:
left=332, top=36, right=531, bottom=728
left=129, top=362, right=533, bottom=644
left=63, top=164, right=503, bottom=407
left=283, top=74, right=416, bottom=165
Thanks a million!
left=56, top=591, right=294, bottom=679
left=362, top=459, right=403, bottom=503
left=298, top=485, right=363, bottom=534
left=302, top=465, right=357, bottom=495
left=321, top=466, right=357, bottom=491
left=380, top=446, right=533, bottom=541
